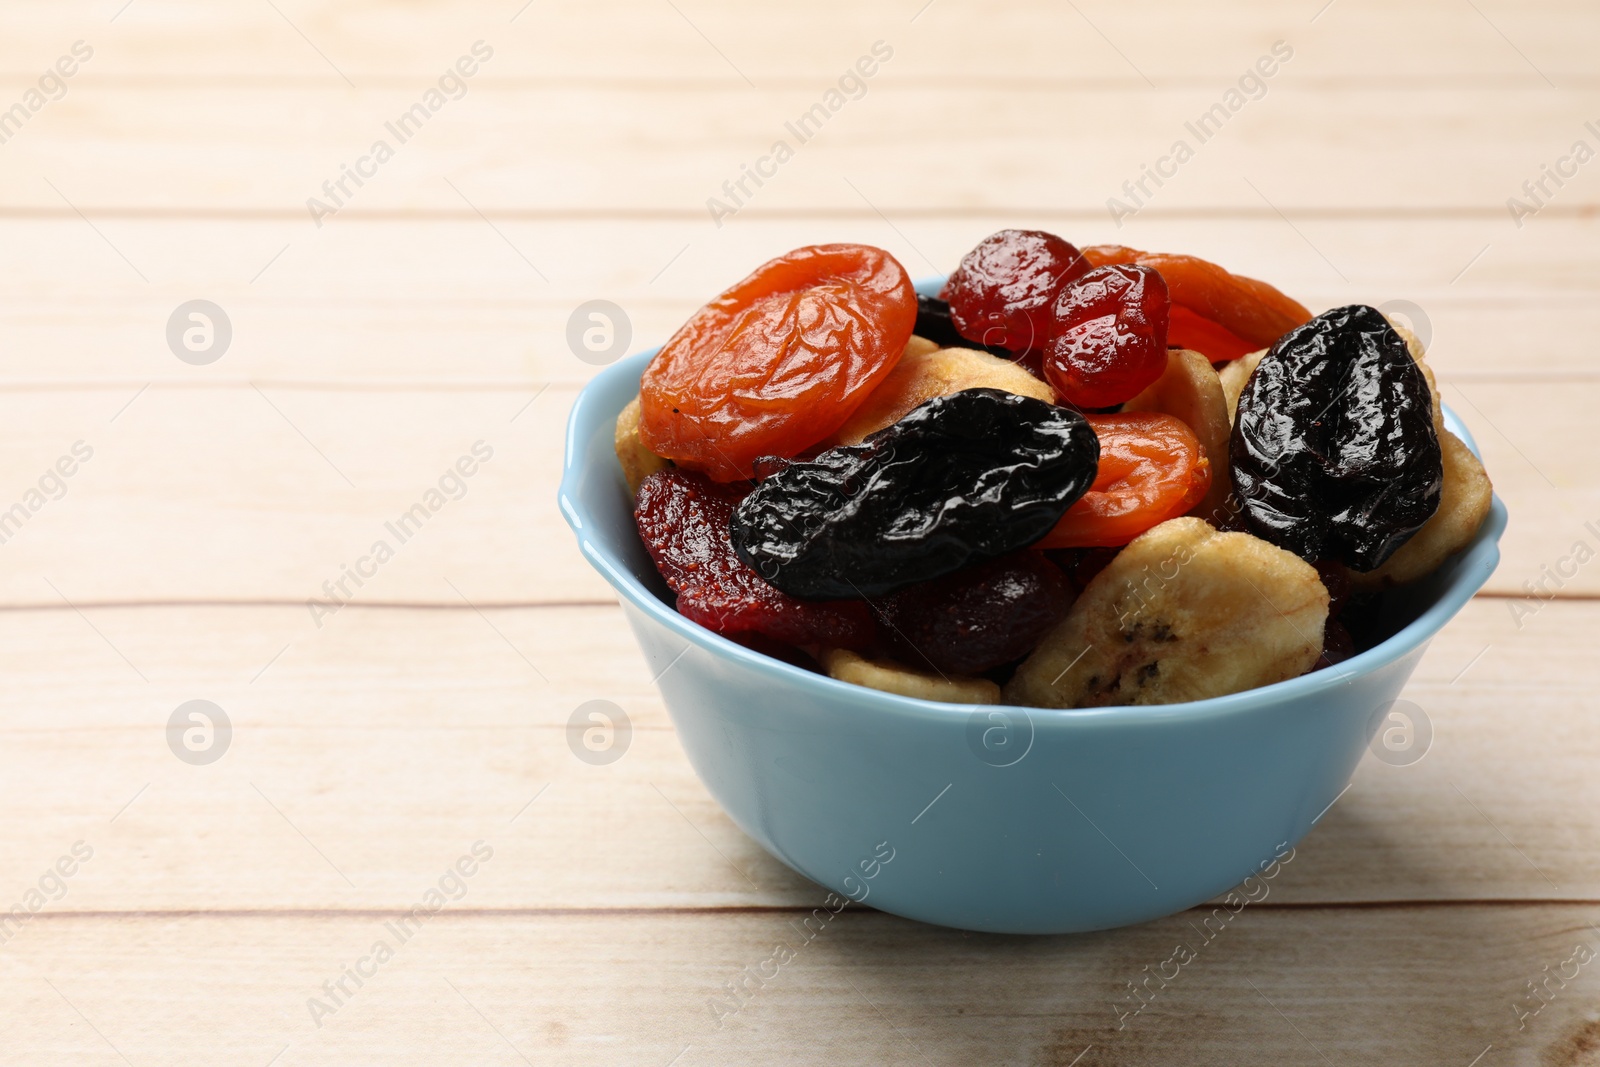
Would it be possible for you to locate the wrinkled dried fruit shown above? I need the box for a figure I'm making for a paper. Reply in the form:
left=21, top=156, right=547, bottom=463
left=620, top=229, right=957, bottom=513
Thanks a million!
left=831, top=343, right=1056, bottom=446
left=1041, top=265, right=1170, bottom=408
left=1005, top=517, right=1329, bottom=708
left=819, top=648, right=999, bottom=704
left=730, top=388, right=1100, bottom=600
left=615, top=395, right=670, bottom=495
left=943, top=230, right=1090, bottom=354
left=1082, top=245, right=1312, bottom=360
left=640, top=243, right=916, bottom=481
left=634, top=468, right=875, bottom=648
left=1039, top=412, right=1211, bottom=548
left=1315, top=619, right=1355, bottom=671
left=1123, top=348, right=1234, bottom=523
left=914, top=295, right=1013, bottom=356
left=1231, top=304, right=1444, bottom=572
left=1350, top=429, right=1492, bottom=589
left=877, top=551, right=1073, bottom=675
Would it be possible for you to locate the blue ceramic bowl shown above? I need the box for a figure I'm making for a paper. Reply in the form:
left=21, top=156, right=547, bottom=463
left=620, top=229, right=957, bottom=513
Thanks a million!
left=560, top=348, right=1506, bottom=934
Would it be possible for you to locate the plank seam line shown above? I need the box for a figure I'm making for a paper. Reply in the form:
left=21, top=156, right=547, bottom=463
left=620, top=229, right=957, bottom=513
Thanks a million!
left=1, top=206, right=1596, bottom=222
left=16, top=899, right=1599, bottom=921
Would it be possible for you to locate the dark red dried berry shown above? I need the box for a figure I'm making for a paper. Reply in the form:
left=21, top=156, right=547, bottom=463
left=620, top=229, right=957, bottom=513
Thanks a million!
left=634, top=469, right=875, bottom=650
left=876, top=552, right=1073, bottom=675
left=1042, top=264, right=1170, bottom=408
left=943, top=230, right=1090, bottom=355
left=1314, top=559, right=1353, bottom=619
left=1315, top=618, right=1356, bottom=671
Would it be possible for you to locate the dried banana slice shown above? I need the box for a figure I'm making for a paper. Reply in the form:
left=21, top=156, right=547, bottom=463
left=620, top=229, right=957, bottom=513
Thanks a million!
left=820, top=648, right=1000, bottom=704
left=1386, top=317, right=1445, bottom=437
left=615, top=394, right=670, bottom=495
left=832, top=343, right=1055, bottom=445
left=1124, top=348, right=1234, bottom=524
left=1004, top=517, right=1328, bottom=708
left=1219, top=348, right=1267, bottom=426
left=1351, top=429, right=1492, bottom=589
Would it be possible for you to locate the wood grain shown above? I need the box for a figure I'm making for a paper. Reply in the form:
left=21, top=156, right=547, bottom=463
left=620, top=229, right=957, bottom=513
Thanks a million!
left=2, top=905, right=1598, bottom=1065
left=1, top=0, right=1597, bottom=1061
left=0, top=597, right=1592, bottom=914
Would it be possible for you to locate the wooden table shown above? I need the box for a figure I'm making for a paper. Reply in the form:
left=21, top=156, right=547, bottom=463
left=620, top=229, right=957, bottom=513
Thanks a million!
left=2, top=2, right=1596, bottom=1063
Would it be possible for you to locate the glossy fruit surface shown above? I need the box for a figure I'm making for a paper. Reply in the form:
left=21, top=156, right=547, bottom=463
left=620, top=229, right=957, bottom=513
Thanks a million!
left=943, top=230, right=1089, bottom=355
left=1041, top=265, right=1170, bottom=408
left=634, top=468, right=876, bottom=648
left=640, top=244, right=916, bottom=481
left=1082, top=245, right=1311, bottom=360
left=730, top=388, right=1099, bottom=599
left=1039, top=412, right=1211, bottom=548
left=1231, top=304, right=1443, bottom=571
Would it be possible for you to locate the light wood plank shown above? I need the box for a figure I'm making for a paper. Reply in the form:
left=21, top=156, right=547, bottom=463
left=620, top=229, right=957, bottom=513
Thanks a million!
left=2, top=81, right=1597, bottom=216
left=0, top=218, right=1596, bottom=389
left=4, top=0, right=1597, bottom=86
left=0, top=598, right=1593, bottom=913
left=0, top=904, right=1596, bottom=1065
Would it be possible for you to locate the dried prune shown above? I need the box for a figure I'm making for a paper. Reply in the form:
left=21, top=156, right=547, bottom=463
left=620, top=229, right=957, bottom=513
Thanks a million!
left=1041, top=265, right=1170, bottom=408
left=729, top=388, right=1099, bottom=600
left=1230, top=304, right=1443, bottom=572
left=639, top=244, right=916, bottom=482
left=877, top=551, right=1072, bottom=675
left=634, top=468, right=876, bottom=649
left=942, top=230, right=1090, bottom=355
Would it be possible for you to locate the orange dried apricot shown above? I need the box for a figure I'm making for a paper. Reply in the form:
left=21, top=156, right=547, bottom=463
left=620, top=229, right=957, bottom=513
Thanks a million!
left=639, top=244, right=916, bottom=481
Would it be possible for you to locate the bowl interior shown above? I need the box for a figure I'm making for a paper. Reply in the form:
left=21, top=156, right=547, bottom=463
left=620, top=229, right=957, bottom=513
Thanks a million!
left=562, top=346, right=1507, bottom=722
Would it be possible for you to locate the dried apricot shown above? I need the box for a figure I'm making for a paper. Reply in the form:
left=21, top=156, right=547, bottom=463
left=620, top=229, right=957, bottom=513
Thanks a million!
left=639, top=244, right=916, bottom=481
left=1081, top=245, right=1311, bottom=360
left=1122, top=349, right=1234, bottom=523
left=1038, top=412, right=1211, bottom=548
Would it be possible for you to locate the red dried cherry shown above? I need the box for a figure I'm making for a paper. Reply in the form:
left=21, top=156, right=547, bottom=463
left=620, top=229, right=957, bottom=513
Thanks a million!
left=942, top=230, right=1090, bottom=356
left=877, top=551, right=1072, bottom=675
left=634, top=468, right=876, bottom=649
left=1041, top=265, right=1170, bottom=408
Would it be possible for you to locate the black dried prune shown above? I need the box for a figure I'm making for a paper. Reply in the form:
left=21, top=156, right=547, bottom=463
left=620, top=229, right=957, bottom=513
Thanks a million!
left=878, top=551, right=1073, bottom=675
left=1230, top=304, right=1443, bottom=572
left=634, top=469, right=877, bottom=649
left=729, top=388, right=1099, bottom=600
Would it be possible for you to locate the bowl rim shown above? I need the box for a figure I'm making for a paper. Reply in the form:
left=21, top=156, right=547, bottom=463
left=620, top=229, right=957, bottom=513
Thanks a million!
left=560, top=347, right=1507, bottom=730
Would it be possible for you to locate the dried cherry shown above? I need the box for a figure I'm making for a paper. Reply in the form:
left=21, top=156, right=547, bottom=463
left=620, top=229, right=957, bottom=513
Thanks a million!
left=1230, top=304, right=1443, bottom=572
left=1039, top=412, right=1211, bottom=548
left=1081, top=245, right=1312, bottom=360
left=942, top=230, right=1090, bottom=355
left=1041, top=265, right=1170, bottom=408
left=729, top=388, right=1099, bottom=600
left=876, top=551, right=1072, bottom=675
left=639, top=244, right=917, bottom=482
left=914, top=294, right=1012, bottom=356
left=634, top=468, right=875, bottom=649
